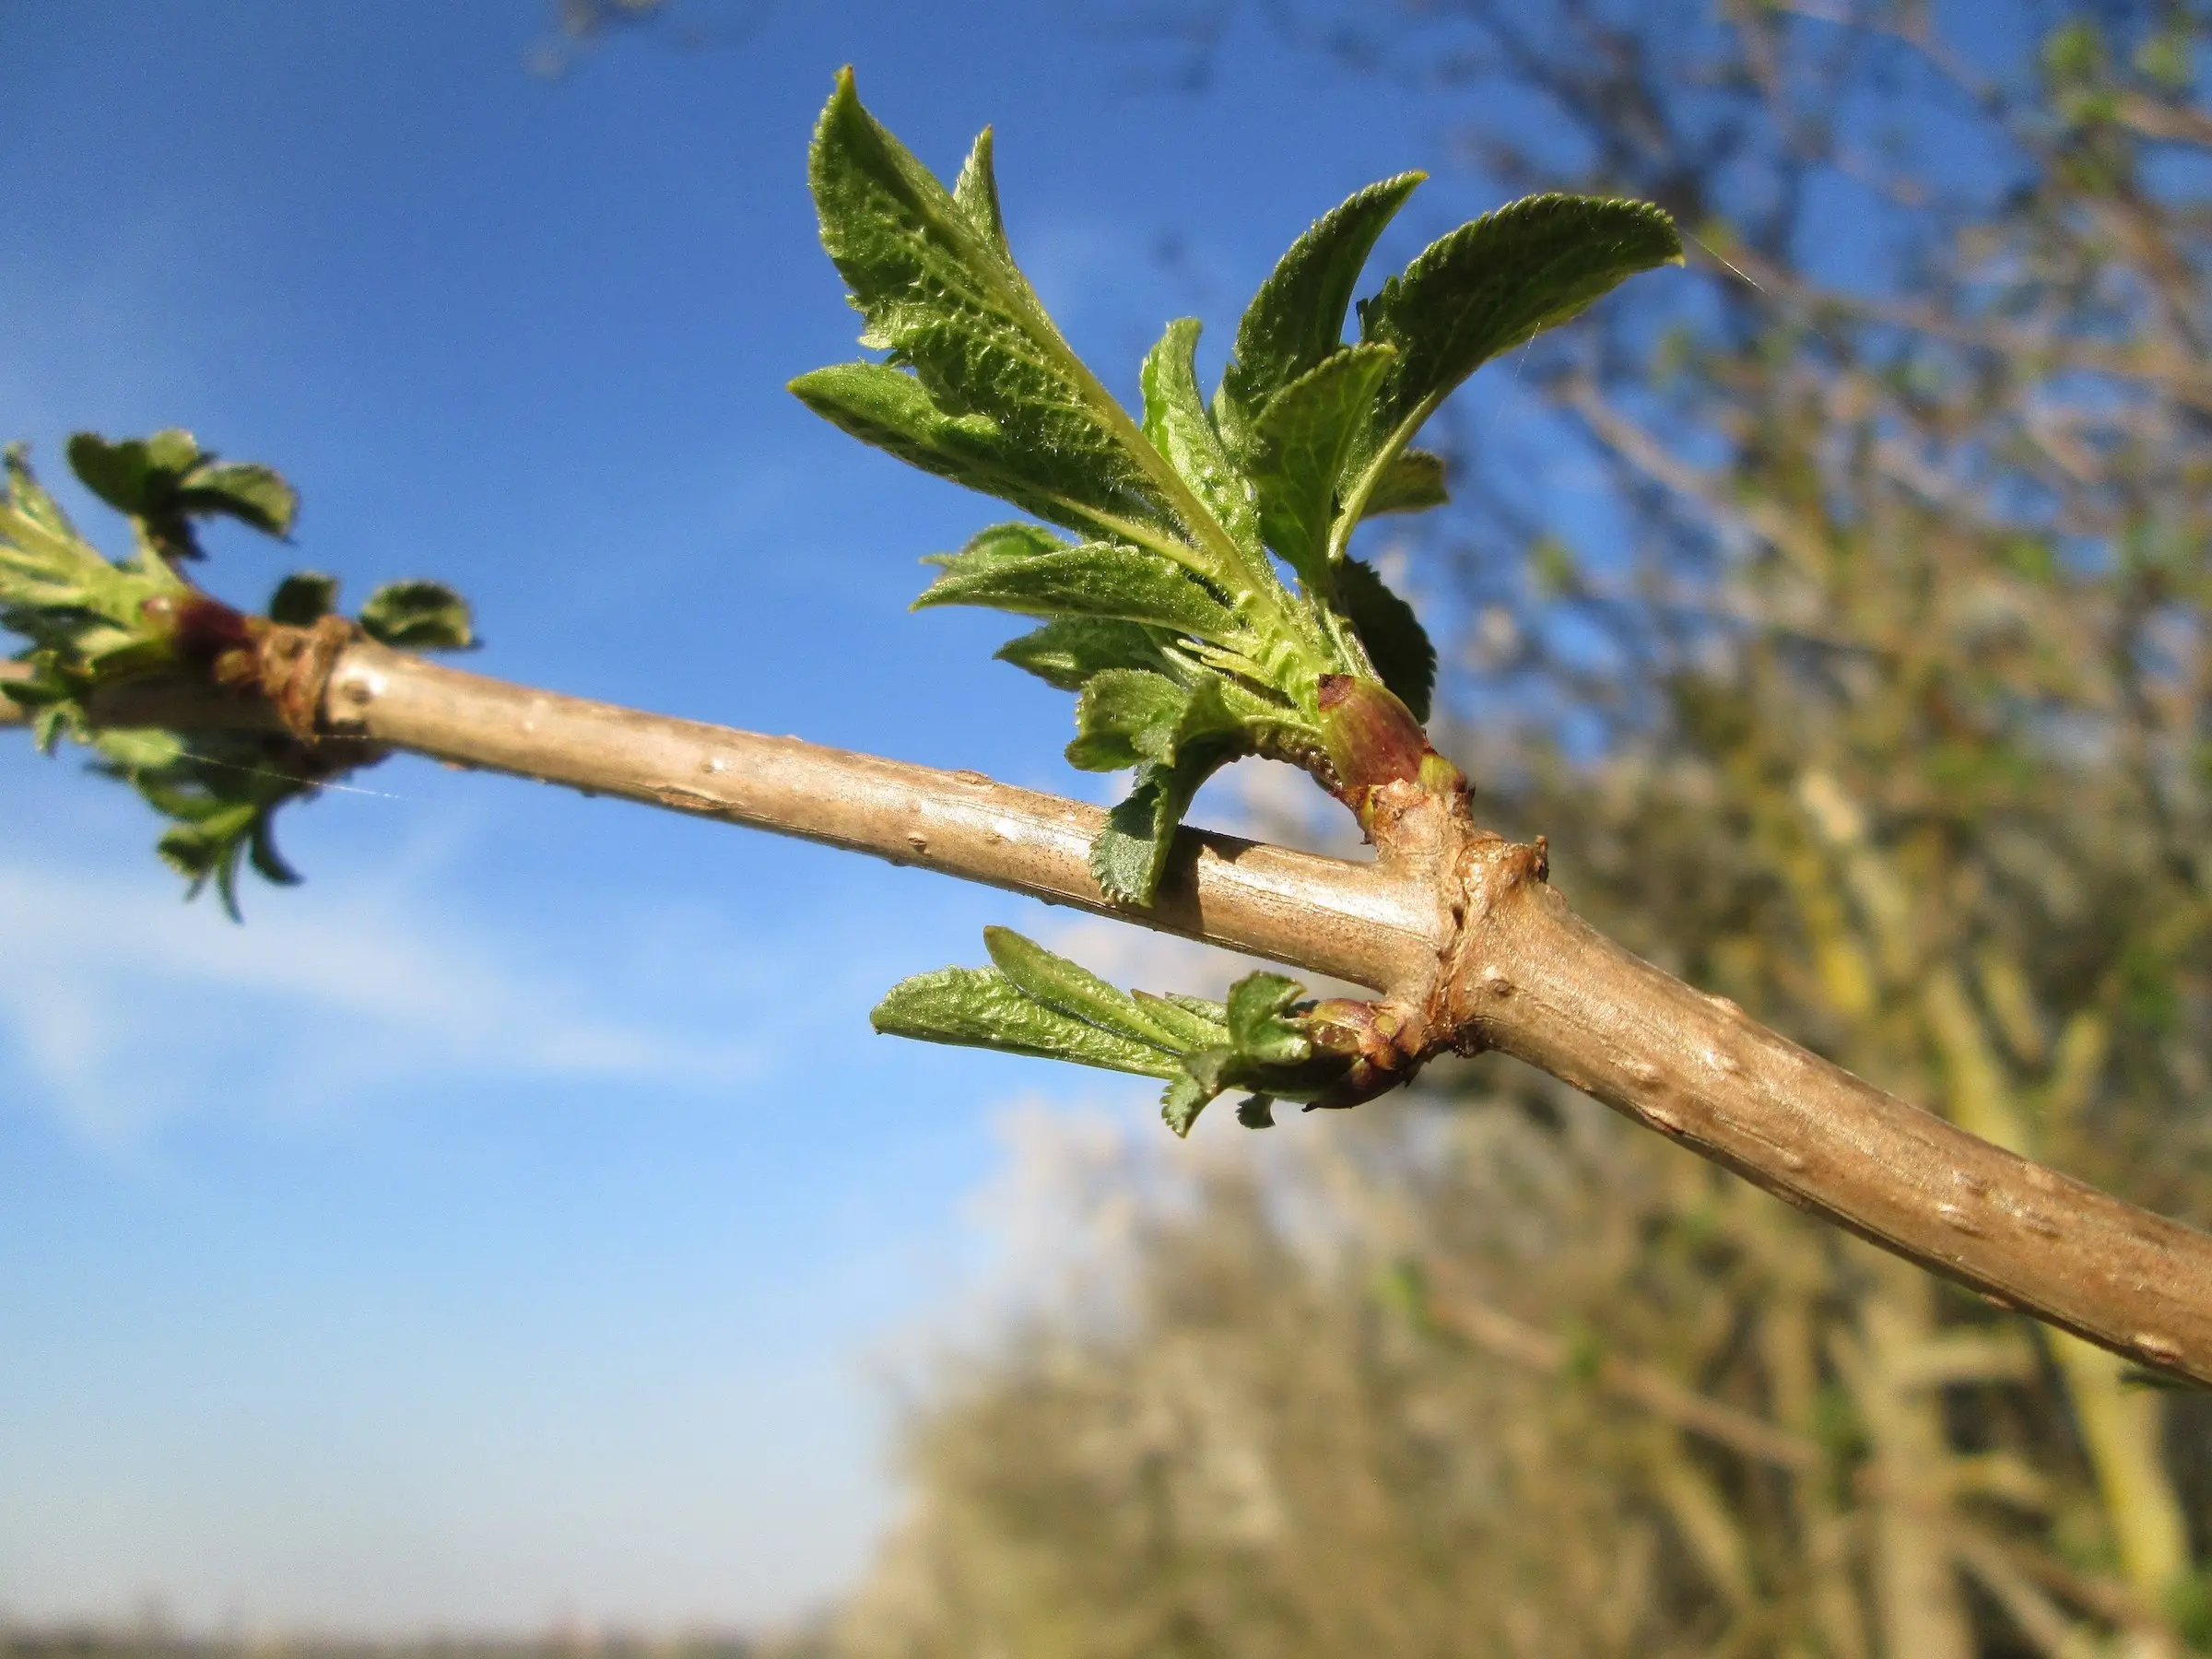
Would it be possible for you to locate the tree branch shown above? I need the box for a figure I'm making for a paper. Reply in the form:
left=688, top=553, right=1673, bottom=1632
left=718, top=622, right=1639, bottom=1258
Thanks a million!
left=12, top=645, right=2212, bottom=1386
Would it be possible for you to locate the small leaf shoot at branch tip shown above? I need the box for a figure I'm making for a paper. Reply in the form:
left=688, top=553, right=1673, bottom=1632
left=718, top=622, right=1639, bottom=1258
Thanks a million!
left=796, top=68, right=1672, bottom=910
left=1, top=439, right=477, bottom=917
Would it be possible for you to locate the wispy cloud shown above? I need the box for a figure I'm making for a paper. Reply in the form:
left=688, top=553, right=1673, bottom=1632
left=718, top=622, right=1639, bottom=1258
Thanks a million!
left=0, top=861, right=766, bottom=1149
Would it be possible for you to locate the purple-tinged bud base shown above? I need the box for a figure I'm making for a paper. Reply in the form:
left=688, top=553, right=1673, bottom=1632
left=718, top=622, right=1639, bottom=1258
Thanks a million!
left=1315, top=674, right=1467, bottom=833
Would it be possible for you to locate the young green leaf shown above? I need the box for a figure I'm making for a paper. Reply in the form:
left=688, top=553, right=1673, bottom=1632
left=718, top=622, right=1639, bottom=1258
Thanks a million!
left=67, top=430, right=190, bottom=521
left=360, top=580, right=476, bottom=651
left=248, top=815, right=302, bottom=888
left=1247, top=343, right=1397, bottom=585
left=913, top=542, right=1242, bottom=640
left=1163, top=991, right=1230, bottom=1021
left=1160, top=1074, right=1211, bottom=1137
left=66, top=429, right=299, bottom=558
left=269, top=571, right=340, bottom=626
left=1131, top=988, right=1230, bottom=1050
left=1165, top=968, right=1346, bottom=1135
left=994, top=617, right=1173, bottom=691
left=1334, top=558, right=1436, bottom=723
left=1341, top=194, right=1679, bottom=541
left=1140, top=319, right=1258, bottom=553
left=1219, top=171, right=1425, bottom=440
left=982, top=924, right=1191, bottom=1053
left=1091, top=747, right=1228, bottom=905
left=4, top=444, right=81, bottom=544
left=791, top=363, right=1167, bottom=550
left=870, top=964, right=1182, bottom=1077
left=1361, top=448, right=1450, bottom=518
left=924, top=521, right=1070, bottom=574
left=179, top=462, right=298, bottom=537
left=1066, top=668, right=1191, bottom=772
left=1, top=444, right=190, bottom=684
left=807, top=72, right=1193, bottom=560
left=118, top=734, right=327, bottom=922
left=1070, top=670, right=1250, bottom=776
left=950, top=125, right=1007, bottom=250
left=1226, top=971, right=1312, bottom=1065
left=6, top=436, right=465, bottom=917
left=870, top=933, right=1353, bottom=1138
left=1235, top=1096, right=1277, bottom=1128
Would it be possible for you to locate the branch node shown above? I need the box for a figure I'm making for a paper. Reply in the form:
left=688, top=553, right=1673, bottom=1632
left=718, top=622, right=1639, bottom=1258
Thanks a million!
left=253, top=614, right=359, bottom=743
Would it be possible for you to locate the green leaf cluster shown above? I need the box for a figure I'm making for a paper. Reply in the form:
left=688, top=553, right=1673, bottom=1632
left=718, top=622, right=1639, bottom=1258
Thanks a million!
left=88, top=721, right=320, bottom=921
left=0, top=443, right=194, bottom=728
left=870, top=927, right=1350, bottom=1135
left=796, top=72, right=1678, bottom=902
left=2, top=437, right=477, bottom=916
left=89, top=568, right=472, bottom=919
left=66, top=429, right=298, bottom=561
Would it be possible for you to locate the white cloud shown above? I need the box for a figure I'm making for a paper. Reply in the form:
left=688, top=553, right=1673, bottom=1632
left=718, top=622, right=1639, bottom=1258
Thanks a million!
left=0, top=861, right=765, bottom=1149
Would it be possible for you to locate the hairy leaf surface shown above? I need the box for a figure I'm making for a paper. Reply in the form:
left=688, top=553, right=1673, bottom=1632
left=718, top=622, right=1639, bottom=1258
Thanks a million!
left=1248, top=344, right=1397, bottom=585
left=792, top=363, right=1159, bottom=545
left=1344, top=195, right=1679, bottom=539
left=871, top=965, right=1182, bottom=1077
left=1140, top=319, right=1257, bottom=555
left=807, top=71, right=1182, bottom=548
left=982, top=925, right=1191, bottom=1053
left=914, top=543, right=1241, bottom=640
left=1219, top=172, right=1424, bottom=440
left=994, top=617, right=1172, bottom=690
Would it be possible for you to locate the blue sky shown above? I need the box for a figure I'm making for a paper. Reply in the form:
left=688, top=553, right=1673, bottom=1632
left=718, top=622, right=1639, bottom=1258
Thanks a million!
left=0, top=0, right=1505, bottom=1634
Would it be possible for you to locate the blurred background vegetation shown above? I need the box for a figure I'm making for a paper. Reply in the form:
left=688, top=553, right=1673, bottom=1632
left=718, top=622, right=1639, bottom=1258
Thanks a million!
left=18, top=1, right=2212, bottom=1654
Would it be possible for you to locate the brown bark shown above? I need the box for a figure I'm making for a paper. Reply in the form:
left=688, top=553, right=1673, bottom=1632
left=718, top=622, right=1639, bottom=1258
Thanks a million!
left=13, top=644, right=2212, bottom=1387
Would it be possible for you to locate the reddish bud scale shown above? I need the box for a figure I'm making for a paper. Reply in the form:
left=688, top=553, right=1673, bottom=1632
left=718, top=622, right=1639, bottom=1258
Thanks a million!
left=1300, top=995, right=1418, bottom=1111
left=142, top=593, right=259, bottom=670
left=1315, top=674, right=1466, bottom=830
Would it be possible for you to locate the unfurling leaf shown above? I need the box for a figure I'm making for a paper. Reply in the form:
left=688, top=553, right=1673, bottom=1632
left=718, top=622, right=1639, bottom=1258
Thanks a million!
left=1218, top=171, right=1425, bottom=443
left=1141, top=319, right=1257, bottom=552
left=995, top=617, right=1171, bottom=690
left=1362, top=449, right=1449, bottom=518
left=66, top=429, right=299, bottom=559
left=871, top=963, right=1183, bottom=1077
left=914, top=541, right=1241, bottom=641
left=950, top=125, right=1008, bottom=250
left=1343, top=194, right=1680, bottom=534
left=268, top=571, right=340, bottom=626
left=1227, top=971, right=1312, bottom=1065
left=360, top=581, right=475, bottom=651
left=873, top=932, right=1356, bottom=1138
left=1249, top=344, right=1397, bottom=585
